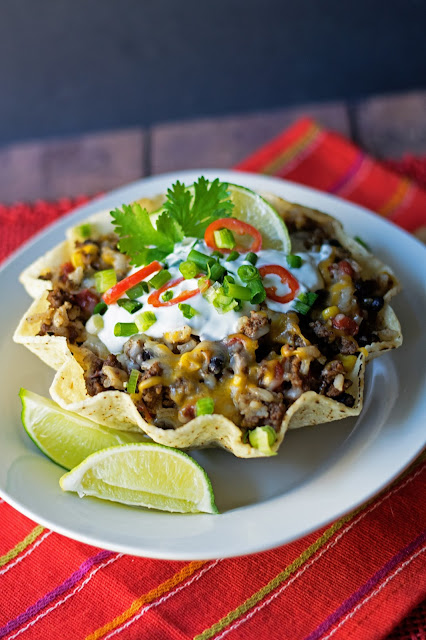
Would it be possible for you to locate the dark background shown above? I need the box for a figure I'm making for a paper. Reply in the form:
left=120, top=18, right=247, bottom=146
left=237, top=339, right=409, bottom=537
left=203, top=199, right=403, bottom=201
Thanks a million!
left=0, top=0, right=425, bottom=145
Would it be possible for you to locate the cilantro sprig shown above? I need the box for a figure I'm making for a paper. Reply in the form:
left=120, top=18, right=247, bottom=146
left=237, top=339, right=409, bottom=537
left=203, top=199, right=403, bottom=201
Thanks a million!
left=111, top=177, right=234, bottom=267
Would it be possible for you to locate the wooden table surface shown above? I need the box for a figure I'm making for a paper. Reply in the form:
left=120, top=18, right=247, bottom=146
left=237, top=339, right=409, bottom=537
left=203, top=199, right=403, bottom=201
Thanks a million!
left=0, top=90, right=425, bottom=203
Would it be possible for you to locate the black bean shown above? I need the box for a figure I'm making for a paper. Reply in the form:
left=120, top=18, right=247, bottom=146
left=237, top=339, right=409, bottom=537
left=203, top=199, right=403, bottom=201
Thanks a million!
left=141, top=349, right=152, bottom=361
left=208, top=356, right=224, bottom=375
left=328, top=239, right=342, bottom=247
left=338, top=392, right=355, bottom=407
left=359, top=295, right=384, bottom=312
left=355, top=279, right=376, bottom=298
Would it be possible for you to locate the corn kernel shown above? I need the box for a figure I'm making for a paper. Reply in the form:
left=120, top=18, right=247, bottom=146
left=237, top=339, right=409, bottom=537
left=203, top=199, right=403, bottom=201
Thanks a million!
left=359, top=347, right=369, bottom=359
left=337, top=354, right=357, bottom=372
left=81, top=243, right=98, bottom=255
left=71, top=250, right=85, bottom=269
left=322, top=305, right=340, bottom=320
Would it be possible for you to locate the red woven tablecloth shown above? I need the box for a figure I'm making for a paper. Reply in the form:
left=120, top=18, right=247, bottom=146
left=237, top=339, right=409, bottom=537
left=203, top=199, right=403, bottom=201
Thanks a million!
left=1, top=119, right=425, bottom=640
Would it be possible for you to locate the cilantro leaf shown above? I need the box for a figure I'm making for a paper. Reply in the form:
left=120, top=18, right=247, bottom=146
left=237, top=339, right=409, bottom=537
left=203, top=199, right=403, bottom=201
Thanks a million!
left=164, top=177, right=234, bottom=238
left=111, top=203, right=175, bottom=267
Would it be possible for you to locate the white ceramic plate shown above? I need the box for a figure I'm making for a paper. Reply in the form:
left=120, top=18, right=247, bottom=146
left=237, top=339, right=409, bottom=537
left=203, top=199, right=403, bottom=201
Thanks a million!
left=1, top=170, right=425, bottom=560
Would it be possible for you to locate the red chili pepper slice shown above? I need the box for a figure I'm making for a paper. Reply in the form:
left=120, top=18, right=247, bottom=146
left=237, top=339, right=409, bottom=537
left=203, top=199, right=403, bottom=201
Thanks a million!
left=258, top=264, right=299, bottom=304
left=103, top=261, right=162, bottom=305
left=148, top=276, right=204, bottom=308
left=204, top=218, right=262, bottom=253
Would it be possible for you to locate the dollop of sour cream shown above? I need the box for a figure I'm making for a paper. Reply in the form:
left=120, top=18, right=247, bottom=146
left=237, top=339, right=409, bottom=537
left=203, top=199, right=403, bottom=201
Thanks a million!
left=97, top=239, right=332, bottom=354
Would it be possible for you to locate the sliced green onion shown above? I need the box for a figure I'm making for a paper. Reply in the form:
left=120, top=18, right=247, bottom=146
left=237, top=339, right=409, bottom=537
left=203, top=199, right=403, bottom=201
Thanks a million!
left=188, top=249, right=215, bottom=272
left=196, top=397, right=215, bottom=416
left=162, top=290, right=174, bottom=302
left=86, top=314, right=104, bottom=335
left=223, top=282, right=252, bottom=301
left=248, top=425, right=277, bottom=456
left=354, top=236, right=371, bottom=251
left=223, top=274, right=235, bottom=286
left=93, top=301, right=107, bottom=316
left=77, top=223, right=92, bottom=238
left=294, top=291, right=318, bottom=315
left=214, top=228, right=236, bottom=250
left=149, top=269, right=171, bottom=290
left=226, top=250, right=239, bottom=262
left=127, top=369, right=140, bottom=395
left=135, top=311, right=157, bottom=333
left=248, top=279, right=266, bottom=304
left=179, top=260, right=198, bottom=279
left=245, top=252, right=258, bottom=265
left=208, top=262, right=227, bottom=282
left=211, top=250, right=224, bottom=259
left=114, top=322, right=138, bottom=337
left=178, top=303, right=199, bottom=319
left=95, top=269, right=117, bottom=294
left=286, top=254, right=302, bottom=268
left=117, top=299, right=143, bottom=314
left=126, top=281, right=149, bottom=299
left=198, top=276, right=211, bottom=294
left=237, top=264, right=258, bottom=282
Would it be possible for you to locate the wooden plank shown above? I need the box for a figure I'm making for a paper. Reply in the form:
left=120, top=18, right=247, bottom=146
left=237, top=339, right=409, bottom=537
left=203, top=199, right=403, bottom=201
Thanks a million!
left=0, top=128, right=145, bottom=203
left=0, top=142, right=44, bottom=203
left=151, top=102, right=351, bottom=174
left=355, top=91, right=426, bottom=158
left=41, top=129, right=146, bottom=199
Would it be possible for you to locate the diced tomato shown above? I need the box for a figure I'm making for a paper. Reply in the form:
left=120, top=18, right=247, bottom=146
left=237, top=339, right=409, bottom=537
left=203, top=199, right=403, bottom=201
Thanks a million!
left=332, top=313, right=359, bottom=335
left=60, top=262, right=74, bottom=277
left=258, top=264, right=299, bottom=304
left=148, top=276, right=202, bottom=307
left=74, top=289, right=99, bottom=315
left=103, top=261, right=162, bottom=305
left=338, top=260, right=355, bottom=278
left=204, top=218, right=262, bottom=253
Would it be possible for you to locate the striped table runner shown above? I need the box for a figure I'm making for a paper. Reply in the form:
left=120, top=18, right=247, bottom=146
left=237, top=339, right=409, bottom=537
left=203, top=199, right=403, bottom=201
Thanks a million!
left=1, top=121, right=425, bottom=639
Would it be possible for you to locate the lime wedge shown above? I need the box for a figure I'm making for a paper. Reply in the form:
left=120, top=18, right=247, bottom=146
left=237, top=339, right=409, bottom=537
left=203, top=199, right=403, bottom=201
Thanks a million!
left=20, top=388, right=146, bottom=470
left=227, top=183, right=291, bottom=252
left=60, top=443, right=219, bottom=514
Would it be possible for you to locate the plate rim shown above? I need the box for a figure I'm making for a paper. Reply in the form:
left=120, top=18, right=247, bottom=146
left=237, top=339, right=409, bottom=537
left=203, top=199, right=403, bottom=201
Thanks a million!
left=1, top=169, right=425, bottom=560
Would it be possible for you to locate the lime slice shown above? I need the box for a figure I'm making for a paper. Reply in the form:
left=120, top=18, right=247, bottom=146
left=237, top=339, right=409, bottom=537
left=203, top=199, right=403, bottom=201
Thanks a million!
left=226, top=183, right=291, bottom=252
left=60, top=443, right=219, bottom=514
left=20, top=388, right=146, bottom=470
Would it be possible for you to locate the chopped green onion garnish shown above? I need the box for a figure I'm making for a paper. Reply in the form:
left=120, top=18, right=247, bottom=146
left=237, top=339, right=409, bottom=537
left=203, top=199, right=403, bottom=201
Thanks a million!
left=223, top=274, right=235, bottom=286
left=211, top=250, right=224, bottom=259
left=248, top=425, right=277, bottom=455
left=162, top=290, right=174, bottom=302
left=286, top=254, right=302, bottom=269
left=127, top=369, right=140, bottom=395
left=149, top=269, right=172, bottom=290
left=196, top=397, right=215, bottom=416
left=223, top=282, right=252, bottom=301
left=135, top=311, right=157, bottom=333
left=93, top=301, right=107, bottom=316
left=117, top=299, right=143, bottom=314
left=126, top=282, right=149, bottom=299
left=95, top=269, right=117, bottom=294
left=179, top=260, right=198, bottom=279
left=77, top=223, right=92, bottom=238
left=198, top=276, right=210, bottom=294
left=208, top=262, right=227, bottom=282
left=86, top=314, right=104, bottom=335
left=248, top=279, right=266, bottom=304
left=188, top=249, right=215, bottom=272
left=114, top=322, right=138, bottom=337
left=245, top=252, right=258, bottom=265
left=293, top=291, right=318, bottom=315
left=226, top=250, right=239, bottom=262
left=354, top=236, right=371, bottom=251
left=237, top=264, right=258, bottom=282
left=214, top=228, right=236, bottom=250
left=178, top=303, right=199, bottom=319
